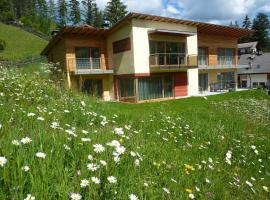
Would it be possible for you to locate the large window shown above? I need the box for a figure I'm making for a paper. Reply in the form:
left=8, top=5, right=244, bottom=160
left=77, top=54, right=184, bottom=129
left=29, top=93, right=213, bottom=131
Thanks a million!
left=217, top=72, right=235, bottom=89
left=119, top=77, right=135, bottom=99
left=217, top=48, right=234, bottom=65
left=113, top=37, right=131, bottom=54
left=149, top=41, right=185, bottom=66
left=138, top=75, right=173, bottom=101
left=75, top=47, right=100, bottom=69
left=198, top=47, right=208, bottom=65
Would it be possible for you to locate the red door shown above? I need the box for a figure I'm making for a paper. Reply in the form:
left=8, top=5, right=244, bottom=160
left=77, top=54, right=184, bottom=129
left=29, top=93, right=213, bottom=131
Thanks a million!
left=174, top=72, right=188, bottom=97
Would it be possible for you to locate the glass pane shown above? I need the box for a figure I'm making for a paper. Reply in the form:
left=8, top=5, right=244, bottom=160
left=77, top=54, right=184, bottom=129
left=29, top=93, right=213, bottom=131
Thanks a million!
left=149, top=41, right=156, bottom=54
left=138, top=77, right=163, bottom=100
left=157, top=42, right=165, bottom=65
left=91, top=48, right=100, bottom=69
left=164, top=76, right=173, bottom=97
left=119, top=78, right=134, bottom=98
left=75, top=48, right=90, bottom=58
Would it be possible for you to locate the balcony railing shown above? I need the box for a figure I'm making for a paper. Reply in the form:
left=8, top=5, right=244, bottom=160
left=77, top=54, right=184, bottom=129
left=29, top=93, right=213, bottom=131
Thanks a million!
left=198, top=55, right=208, bottom=66
left=217, top=56, right=235, bottom=65
left=67, top=57, right=113, bottom=71
left=149, top=53, right=197, bottom=68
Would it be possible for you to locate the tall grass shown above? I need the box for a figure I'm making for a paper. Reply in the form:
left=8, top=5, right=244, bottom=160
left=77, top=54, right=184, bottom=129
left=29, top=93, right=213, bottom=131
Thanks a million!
left=0, top=64, right=269, bottom=199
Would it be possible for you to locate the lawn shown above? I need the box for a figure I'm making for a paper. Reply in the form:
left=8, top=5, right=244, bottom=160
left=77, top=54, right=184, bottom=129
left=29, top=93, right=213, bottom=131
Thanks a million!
left=0, top=23, right=47, bottom=61
left=0, top=64, right=269, bottom=200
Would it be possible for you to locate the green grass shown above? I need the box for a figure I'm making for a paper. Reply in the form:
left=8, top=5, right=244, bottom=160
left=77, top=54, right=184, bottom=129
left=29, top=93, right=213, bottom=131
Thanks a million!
left=0, top=23, right=47, bottom=61
left=0, top=64, right=269, bottom=200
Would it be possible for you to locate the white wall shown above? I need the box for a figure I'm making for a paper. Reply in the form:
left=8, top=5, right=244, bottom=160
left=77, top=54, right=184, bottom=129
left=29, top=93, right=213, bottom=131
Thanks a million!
left=188, top=68, right=199, bottom=96
left=240, top=74, right=267, bottom=87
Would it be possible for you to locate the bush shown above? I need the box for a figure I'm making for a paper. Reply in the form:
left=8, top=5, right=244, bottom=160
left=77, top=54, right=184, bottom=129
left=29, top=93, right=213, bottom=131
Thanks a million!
left=0, top=39, right=6, bottom=51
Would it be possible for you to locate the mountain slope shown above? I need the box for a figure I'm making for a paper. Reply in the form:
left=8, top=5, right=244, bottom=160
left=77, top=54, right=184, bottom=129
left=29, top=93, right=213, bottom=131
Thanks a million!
left=0, top=23, right=47, bottom=61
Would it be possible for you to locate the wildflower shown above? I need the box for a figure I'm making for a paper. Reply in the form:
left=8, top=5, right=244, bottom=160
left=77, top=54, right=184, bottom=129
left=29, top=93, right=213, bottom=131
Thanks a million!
left=22, top=166, right=30, bottom=172
left=100, top=160, right=107, bottom=166
left=263, top=186, right=269, bottom=192
left=35, top=152, right=46, bottom=159
left=21, top=137, right=32, bottom=144
left=87, top=155, right=93, bottom=160
left=0, top=156, right=7, bottom=167
left=82, top=130, right=88, bottom=134
left=64, top=144, right=71, bottom=150
left=87, top=163, right=99, bottom=172
left=129, top=194, right=139, bottom=200
left=91, top=177, right=100, bottom=184
left=225, top=150, right=232, bottom=165
left=185, top=188, right=192, bottom=193
left=246, top=180, right=253, bottom=187
left=130, top=151, right=136, bottom=157
left=70, top=192, right=82, bottom=200
left=114, top=128, right=124, bottom=136
left=80, top=179, right=89, bottom=188
left=0, top=123, right=2, bottom=129
left=12, top=139, right=20, bottom=146
left=205, top=178, right=211, bottom=183
left=115, top=146, right=126, bottom=155
left=93, top=144, right=105, bottom=153
left=143, top=182, right=149, bottom=187
left=37, top=117, right=45, bottom=121
left=27, top=113, right=35, bottom=117
left=50, top=122, right=59, bottom=129
left=184, top=164, right=194, bottom=174
left=114, top=156, right=120, bottom=163
left=107, top=176, right=117, bottom=183
left=163, top=187, right=170, bottom=194
left=24, top=194, right=35, bottom=200
left=189, top=193, right=195, bottom=199
left=107, top=140, right=120, bottom=147
left=134, top=159, right=140, bottom=167
left=81, top=101, right=86, bottom=107
left=81, top=138, right=91, bottom=142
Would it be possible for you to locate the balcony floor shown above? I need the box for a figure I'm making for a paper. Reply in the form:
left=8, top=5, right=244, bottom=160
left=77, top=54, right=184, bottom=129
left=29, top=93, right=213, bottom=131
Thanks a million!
left=74, top=69, right=114, bottom=75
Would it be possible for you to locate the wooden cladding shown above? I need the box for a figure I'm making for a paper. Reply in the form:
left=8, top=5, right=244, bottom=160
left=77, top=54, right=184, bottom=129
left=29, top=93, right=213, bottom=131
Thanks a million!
left=113, top=37, right=131, bottom=54
left=174, top=72, right=188, bottom=97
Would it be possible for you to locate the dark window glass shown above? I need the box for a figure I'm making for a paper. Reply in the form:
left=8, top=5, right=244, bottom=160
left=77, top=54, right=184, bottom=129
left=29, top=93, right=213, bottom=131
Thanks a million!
left=119, top=78, right=135, bottom=98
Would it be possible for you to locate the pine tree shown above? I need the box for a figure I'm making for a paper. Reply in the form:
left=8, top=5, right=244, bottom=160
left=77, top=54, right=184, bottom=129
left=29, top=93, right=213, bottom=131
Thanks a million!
left=242, top=15, right=251, bottom=29
left=82, top=0, right=94, bottom=25
left=0, top=0, right=14, bottom=22
left=57, top=0, right=67, bottom=26
left=104, top=0, right=127, bottom=26
left=234, top=20, right=239, bottom=28
left=229, top=21, right=234, bottom=27
left=68, top=0, right=81, bottom=25
left=36, top=0, right=48, bottom=18
left=48, top=0, right=56, bottom=21
left=94, top=10, right=104, bottom=28
left=252, top=13, right=270, bottom=51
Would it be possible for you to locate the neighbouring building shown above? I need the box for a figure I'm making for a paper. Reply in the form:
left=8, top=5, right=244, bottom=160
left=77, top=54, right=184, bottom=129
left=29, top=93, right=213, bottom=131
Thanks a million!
left=238, top=42, right=270, bottom=89
left=41, top=12, right=251, bottom=103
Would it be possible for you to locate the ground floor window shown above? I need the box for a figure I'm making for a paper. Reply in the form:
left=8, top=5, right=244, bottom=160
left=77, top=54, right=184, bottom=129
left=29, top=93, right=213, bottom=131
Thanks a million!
left=119, top=77, right=135, bottom=99
left=199, top=73, right=208, bottom=91
left=82, top=79, right=103, bottom=98
left=217, top=72, right=235, bottom=89
left=138, top=75, right=173, bottom=101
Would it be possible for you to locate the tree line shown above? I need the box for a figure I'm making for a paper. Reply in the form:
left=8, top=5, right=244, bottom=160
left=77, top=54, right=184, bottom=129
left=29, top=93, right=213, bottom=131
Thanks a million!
left=0, top=0, right=127, bottom=35
left=230, top=13, right=270, bottom=51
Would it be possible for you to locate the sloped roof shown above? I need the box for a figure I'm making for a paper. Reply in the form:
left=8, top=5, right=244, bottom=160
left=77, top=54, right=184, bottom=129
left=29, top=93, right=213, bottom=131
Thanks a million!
left=42, top=12, right=254, bottom=55
left=238, top=53, right=270, bottom=74
left=238, top=41, right=258, bottom=49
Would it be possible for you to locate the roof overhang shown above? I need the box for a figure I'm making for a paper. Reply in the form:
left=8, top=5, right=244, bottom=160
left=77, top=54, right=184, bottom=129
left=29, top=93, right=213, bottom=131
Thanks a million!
left=148, top=29, right=197, bottom=37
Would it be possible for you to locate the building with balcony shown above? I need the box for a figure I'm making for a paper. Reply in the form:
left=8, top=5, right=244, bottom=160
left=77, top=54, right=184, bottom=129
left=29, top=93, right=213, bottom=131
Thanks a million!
left=41, top=13, right=251, bottom=103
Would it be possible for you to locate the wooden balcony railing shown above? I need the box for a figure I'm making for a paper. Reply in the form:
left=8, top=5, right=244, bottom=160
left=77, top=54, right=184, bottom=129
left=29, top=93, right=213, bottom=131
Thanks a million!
left=149, top=53, right=197, bottom=68
left=66, top=57, right=113, bottom=72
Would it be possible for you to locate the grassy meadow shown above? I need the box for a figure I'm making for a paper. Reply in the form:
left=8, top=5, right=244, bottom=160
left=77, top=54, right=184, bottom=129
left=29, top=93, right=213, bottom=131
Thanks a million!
left=0, top=63, right=269, bottom=200
left=0, top=23, right=47, bottom=60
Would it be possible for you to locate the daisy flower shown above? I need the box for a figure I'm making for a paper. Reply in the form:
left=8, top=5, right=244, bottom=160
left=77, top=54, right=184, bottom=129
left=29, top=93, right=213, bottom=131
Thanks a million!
left=80, top=179, right=89, bottom=188
left=129, top=194, right=139, bottom=200
left=35, top=152, right=46, bottom=159
left=93, top=144, right=105, bottom=153
left=0, top=156, right=7, bottom=167
left=91, top=177, right=100, bottom=184
left=87, top=163, right=99, bottom=171
left=107, top=176, right=117, bottom=184
left=21, top=137, right=32, bottom=144
left=70, top=192, right=82, bottom=200
left=114, top=128, right=124, bottom=136
left=22, top=166, right=30, bottom=172
left=24, top=194, right=35, bottom=200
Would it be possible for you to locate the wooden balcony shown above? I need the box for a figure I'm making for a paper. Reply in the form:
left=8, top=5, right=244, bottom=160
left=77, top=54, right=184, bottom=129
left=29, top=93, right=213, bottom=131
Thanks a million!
left=67, top=58, right=113, bottom=75
left=149, top=53, right=198, bottom=71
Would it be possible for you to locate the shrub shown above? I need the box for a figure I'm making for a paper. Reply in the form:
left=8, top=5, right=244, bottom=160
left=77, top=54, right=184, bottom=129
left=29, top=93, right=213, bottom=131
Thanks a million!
left=0, top=39, right=6, bottom=51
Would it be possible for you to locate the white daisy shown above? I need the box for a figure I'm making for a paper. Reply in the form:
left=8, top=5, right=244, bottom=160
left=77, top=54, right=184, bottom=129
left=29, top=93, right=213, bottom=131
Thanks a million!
left=12, top=139, right=20, bottom=146
left=129, top=194, right=139, bottom=200
left=70, top=192, right=82, bottom=200
left=0, top=156, right=7, bottom=167
left=91, top=176, right=100, bottom=184
left=93, top=144, right=105, bottom=153
left=87, top=154, right=93, bottom=160
left=35, top=152, right=46, bottom=159
left=100, top=160, right=107, bottom=166
left=22, top=166, right=30, bottom=172
left=80, top=179, right=89, bottom=188
left=24, top=194, right=35, bottom=200
left=189, top=193, right=195, bottom=199
left=87, top=163, right=99, bottom=171
left=107, top=176, right=117, bottom=183
left=21, top=137, right=32, bottom=144
left=81, top=138, right=91, bottom=142
left=114, top=128, right=124, bottom=136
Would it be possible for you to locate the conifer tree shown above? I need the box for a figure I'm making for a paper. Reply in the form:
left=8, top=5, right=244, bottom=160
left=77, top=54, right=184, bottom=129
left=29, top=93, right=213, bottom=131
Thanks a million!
left=48, top=0, right=56, bottom=21
left=82, top=0, right=94, bottom=25
left=242, top=14, right=251, bottom=29
left=68, top=0, right=81, bottom=25
left=104, top=0, right=127, bottom=26
left=58, top=0, right=67, bottom=26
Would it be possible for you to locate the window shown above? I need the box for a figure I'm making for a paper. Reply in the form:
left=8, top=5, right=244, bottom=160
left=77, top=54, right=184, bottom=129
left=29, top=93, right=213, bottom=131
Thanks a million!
left=198, top=47, right=208, bottom=65
left=252, top=82, right=258, bottom=88
left=217, top=48, right=234, bottom=65
left=82, top=79, right=103, bottom=98
left=138, top=75, right=173, bottom=101
left=75, top=47, right=100, bottom=69
left=217, top=72, right=235, bottom=89
left=149, top=41, right=185, bottom=65
left=119, top=77, right=135, bottom=98
left=113, top=37, right=131, bottom=54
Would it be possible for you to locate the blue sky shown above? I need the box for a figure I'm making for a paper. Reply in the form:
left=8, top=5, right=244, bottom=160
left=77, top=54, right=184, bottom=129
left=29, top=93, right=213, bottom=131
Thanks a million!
left=94, top=0, right=270, bottom=25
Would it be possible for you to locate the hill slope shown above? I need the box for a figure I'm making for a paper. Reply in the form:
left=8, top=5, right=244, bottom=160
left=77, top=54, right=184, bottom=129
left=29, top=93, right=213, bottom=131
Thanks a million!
left=0, top=65, right=269, bottom=199
left=0, top=23, right=47, bottom=61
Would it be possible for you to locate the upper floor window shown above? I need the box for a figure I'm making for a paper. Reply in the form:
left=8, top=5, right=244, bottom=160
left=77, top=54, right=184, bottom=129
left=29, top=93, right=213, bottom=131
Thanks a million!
left=217, top=48, right=234, bottom=65
left=149, top=41, right=185, bottom=65
left=113, top=37, right=131, bottom=54
left=75, top=47, right=100, bottom=69
left=198, top=47, right=208, bottom=66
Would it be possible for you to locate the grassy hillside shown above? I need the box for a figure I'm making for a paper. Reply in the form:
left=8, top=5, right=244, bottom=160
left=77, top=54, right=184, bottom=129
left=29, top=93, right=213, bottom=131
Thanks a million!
left=0, top=23, right=47, bottom=61
left=0, top=64, right=269, bottom=199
